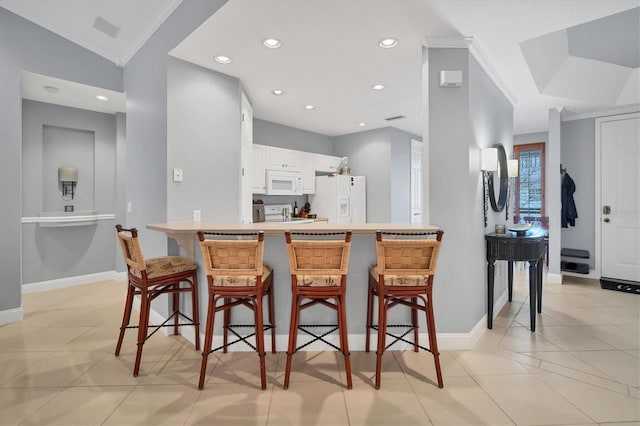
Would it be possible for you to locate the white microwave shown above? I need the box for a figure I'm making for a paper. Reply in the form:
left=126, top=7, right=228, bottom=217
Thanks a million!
left=265, top=170, right=303, bottom=195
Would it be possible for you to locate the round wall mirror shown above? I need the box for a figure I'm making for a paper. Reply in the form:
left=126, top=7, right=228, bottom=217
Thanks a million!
left=488, top=143, right=508, bottom=212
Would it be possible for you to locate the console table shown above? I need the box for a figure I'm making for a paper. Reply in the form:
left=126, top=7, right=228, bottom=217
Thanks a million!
left=485, top=229, right=547, bottom=331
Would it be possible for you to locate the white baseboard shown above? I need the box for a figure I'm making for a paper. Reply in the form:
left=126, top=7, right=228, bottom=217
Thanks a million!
left=0, top=307, right=24, bottom=326
left=546, top=272, right=563, bottom=284
left=560, top=270, right=598, bottom=280
left=22, top=271, right=125, bottom=294
left=18, top=273, right=498, bottom=351
left=147, top=307, right=496, bottom=352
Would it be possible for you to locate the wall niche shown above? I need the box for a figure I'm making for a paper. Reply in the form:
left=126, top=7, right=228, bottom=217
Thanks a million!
left=42, top=124, right=95, bottom=213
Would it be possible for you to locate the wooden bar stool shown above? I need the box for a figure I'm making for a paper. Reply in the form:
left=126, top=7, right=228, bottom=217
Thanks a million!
left=114, top=225, right=200, bottom=376
left=197, top=231, right=275, bottom=390
left=366, top=230, right=444, bottom=389
left=284, top=231, right=353, bottom=389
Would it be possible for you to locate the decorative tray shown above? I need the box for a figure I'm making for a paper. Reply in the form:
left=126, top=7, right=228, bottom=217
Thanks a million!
left=507, top=223, right=532, bottom=236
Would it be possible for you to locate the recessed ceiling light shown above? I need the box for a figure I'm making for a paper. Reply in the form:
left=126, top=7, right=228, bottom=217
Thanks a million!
left=378, top=38, right=398, bottom=48
left=419, top=111, right=424, bottom=114
left=95, top=95, right=109, bottom=101
left=43, top=85, right=59, bottom=93
left=262, top=38, right=282, bottom=49
left=370, top=84, right=385, bottom=91
left=358, top=122, right=366, bottom=127
left=214, top=55, right=232, bottom=64
left=304, top=105, right=315, bottom=110
left=272, top=89, right=285, bottom=96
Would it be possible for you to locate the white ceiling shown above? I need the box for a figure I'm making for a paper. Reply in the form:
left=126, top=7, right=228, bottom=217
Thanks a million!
left=21, top=72, right=126, bottom=114
left=0, top=0, right=181, bottom=66
left=3, top=0, right=638, bottom=136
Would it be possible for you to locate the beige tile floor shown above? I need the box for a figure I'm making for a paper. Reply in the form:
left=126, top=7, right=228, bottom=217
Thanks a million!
left=1, top=272, right=638, bottom=425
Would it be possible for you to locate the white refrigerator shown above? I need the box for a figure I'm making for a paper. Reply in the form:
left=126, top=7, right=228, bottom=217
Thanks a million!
left=310, top=175, right=366, bottom=223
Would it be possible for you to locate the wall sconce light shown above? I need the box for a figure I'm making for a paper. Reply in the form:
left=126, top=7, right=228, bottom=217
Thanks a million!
left=481, top=145, right=509, bottom=227
left=507, top=159, right=519, bottom=178
left=480, top=148, right=498, bottom=227
left=58, top=167, right=77, bottom=200
left=505, top=158, right=519, bottom=220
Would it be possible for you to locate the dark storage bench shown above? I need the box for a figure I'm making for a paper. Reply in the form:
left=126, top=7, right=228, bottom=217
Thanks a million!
left=561, top=248, right=590, bottom=274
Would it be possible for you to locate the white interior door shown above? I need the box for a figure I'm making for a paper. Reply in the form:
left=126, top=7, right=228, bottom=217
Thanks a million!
left=411, top=139, right=423, bottom=224
left=599, top=113, right=640, bottom=282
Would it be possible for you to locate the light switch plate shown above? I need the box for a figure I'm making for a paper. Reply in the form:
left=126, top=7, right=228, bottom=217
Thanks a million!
left=193, top=210, right=201, bottom=221
left=173, top=168, right=183, bottom=182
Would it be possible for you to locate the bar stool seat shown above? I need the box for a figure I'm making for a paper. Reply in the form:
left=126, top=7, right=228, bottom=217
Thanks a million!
left=197, top=231, right=275, bottom=390
left=284, top=231, right=353, bottom=389
left=366, top=230, right=444, bottom=389
left=114, top=225, right=200, bottom=377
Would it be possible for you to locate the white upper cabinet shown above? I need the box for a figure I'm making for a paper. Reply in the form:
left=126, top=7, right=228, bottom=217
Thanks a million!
left=299, top=152, right=315, bottom=194
left=315, top=153, right=342, bottom=173
left=252, top=144, right=266, bottom=194
left=252, top=145, right=343, bottom=194
left=265, top=146, right=301, bottom=171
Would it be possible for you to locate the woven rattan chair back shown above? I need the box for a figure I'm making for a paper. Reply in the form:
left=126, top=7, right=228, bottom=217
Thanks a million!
left=285, top=233, right=351, bottom=285
left=113, top=225, right=199, bottom=377
left=375, top=233, right=442, bottom=284
left=196, top=231, right=275, bottom=391
left=116, top=226, right=147, bottom=273
left=283, top=231, right=353, bottom=390
left=366, top=230, right=444, bottom=390
left=199, top=233, right=265, bottom=280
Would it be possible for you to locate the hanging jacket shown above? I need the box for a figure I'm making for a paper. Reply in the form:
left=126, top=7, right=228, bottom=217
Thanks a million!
left=561, top=172, right=578, bottom=227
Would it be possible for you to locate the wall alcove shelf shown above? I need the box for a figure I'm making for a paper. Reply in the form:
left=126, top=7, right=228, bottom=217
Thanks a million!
left=21, top=211, right=114, bottom=227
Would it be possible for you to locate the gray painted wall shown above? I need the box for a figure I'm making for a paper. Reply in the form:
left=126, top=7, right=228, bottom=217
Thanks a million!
left=333, top=127, right=420, bottom=224
left=515, top=131, right=548, bottom=145
left=334, top=128, right=392, bottom=223
left=254, top=119, right=334, bottom=154
left=560, top=118, right=596, bottom=268
left=167, top=57, right=242, bottom=223
left=122, top=0, right=228, bottom=260
left=390, top=127, right=420, bottom=223
left=0, top=7, right=122, bottom=315
left=115, top=113, right=127, bottom=272
left=427, top=47, right=513, bottom=332
left=469, top=52, right=515, bottom=328
left=548, top=109, right=563, bottom=276
left=21, top=100, right=118, bottom=283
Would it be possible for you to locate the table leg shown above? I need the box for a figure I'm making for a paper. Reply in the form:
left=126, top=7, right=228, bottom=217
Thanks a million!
left=537, top=257, right=543, bottom=313
left=487, top=260, right=495, bottom=329
left=507, top=261, right=514, bottom=302
left=528, top=261, right=537, bottom=332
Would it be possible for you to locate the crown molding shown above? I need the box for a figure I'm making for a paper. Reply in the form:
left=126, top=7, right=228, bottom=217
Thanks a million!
left=561, top=104, right=640, bottom=122
left=423, top=36, right=517, bottom=106
left=119, top=0, right=183, bottom=66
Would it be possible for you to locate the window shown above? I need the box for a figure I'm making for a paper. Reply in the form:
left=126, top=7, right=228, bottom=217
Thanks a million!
left=514, top=142, right=545, bottom=217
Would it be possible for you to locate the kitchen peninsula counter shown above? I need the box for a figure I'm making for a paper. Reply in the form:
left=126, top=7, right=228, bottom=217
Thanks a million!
left=147, top=221, right=442, bottom=351
left=148, top=221, right=440, bottom=257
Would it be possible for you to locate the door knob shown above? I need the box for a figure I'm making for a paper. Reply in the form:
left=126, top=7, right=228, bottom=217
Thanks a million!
left=603, top=218, right=610, bottom=223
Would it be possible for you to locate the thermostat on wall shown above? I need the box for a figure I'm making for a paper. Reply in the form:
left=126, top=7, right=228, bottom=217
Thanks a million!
left=440, top=70, right=462, bottom=87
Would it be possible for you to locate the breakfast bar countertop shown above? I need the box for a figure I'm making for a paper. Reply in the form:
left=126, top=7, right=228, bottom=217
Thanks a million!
left=147, top=221, right=441, bottom=236
left=146, top=220, right=444, bottom=352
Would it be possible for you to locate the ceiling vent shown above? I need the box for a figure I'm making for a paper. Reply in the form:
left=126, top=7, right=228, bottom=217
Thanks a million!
left=93, top=16, right=121, bottom=39
left=384, top=115, right=406, bottom=121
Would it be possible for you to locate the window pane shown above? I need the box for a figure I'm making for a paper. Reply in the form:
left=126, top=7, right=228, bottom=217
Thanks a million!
left=518, top=149, right=542, bottom=216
